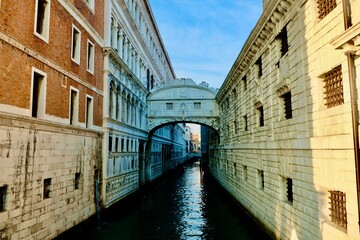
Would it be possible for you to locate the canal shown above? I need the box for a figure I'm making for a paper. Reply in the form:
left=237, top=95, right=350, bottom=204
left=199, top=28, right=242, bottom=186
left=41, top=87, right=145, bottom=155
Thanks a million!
left=57, top=161, right=271, bottom=240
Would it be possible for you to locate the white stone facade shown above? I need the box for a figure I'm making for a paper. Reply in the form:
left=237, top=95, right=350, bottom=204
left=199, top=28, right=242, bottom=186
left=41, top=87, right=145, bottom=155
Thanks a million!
left=102, top=0, right=187, bottom=207
left=210, top=0, right=360, bottom=239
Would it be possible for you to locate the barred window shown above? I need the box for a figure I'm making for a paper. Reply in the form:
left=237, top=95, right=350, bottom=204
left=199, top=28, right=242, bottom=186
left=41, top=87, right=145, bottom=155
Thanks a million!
left=322, top=66, right=343, bottom=108
left=256, top=56, right=263, bottom=78
left=329, top=190, right=347, bottom=229
left=243, top=115, right=248, bottom=131
left=282, top=92, right=292, bottom=119
left=276, top=25, right=289, bottom=57
left=194, top=102, right=201, bottom=109
left=242, top=75, right=247, bottom=91
left=166, top=103, right=173, bottom=110
left=286, top=178, right=293, bottom=203
left=257, top=106, right=264, bottom=127
left=317, top=0, right=337, bottom=20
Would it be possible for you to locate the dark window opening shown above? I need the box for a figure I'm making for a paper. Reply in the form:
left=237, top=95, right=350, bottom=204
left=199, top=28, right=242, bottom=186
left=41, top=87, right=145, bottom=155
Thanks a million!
left=286, top=178, right=293, bottom=203
left=258, top=106, right=264, bottom=127
left=43, top=178, right=51, bottom=199
left=277, top=26, right=289, bottom=57
left=243, top=115, right=248, bottom=131
left=256, top=57, right=262, bottom=78
left=109, top=136, right=113, bottom=152
left=0, top=185, right=7, bottom=212
left=283, top=92, right=292, bottom=119
left=36, top=0, right=47, bottom=35
left=242, top=75, right=247, bottom=91
left=75, top=173, right=81, bottom=190
left=32, top=72, right=43, bottom=118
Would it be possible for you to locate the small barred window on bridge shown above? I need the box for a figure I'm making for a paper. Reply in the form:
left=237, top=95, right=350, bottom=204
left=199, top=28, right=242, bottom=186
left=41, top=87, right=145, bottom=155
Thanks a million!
left=317, top=0, right=337, bottom=20
left=166, top=103, right=173, bottom=110
left=194, top=102, right=201, bottom=109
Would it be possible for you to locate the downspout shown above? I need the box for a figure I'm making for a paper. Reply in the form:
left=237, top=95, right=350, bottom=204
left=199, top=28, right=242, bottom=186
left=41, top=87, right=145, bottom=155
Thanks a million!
left=342, top=0, right=360, bottom=228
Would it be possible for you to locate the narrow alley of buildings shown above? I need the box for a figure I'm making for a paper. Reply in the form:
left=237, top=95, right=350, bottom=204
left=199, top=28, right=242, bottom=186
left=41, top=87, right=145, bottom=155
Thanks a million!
left=2, top=0, right=360, bottom=240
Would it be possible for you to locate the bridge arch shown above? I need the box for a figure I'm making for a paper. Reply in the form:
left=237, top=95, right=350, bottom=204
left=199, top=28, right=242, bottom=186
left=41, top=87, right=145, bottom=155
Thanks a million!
left=147, top=79, right=220, bottom=132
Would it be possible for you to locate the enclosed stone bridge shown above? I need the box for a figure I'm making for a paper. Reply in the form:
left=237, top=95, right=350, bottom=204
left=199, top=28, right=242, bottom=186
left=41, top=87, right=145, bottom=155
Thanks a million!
left=147, top=79, right=220, bottom=132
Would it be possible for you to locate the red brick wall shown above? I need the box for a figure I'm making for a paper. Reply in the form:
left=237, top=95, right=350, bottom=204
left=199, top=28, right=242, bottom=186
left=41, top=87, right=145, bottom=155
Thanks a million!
left=0, top=0, right=104, bottom=127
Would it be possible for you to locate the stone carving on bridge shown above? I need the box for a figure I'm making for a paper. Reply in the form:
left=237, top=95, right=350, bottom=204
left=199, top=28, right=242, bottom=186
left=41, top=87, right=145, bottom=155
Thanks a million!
left=147, top=79, right=220, bottom=132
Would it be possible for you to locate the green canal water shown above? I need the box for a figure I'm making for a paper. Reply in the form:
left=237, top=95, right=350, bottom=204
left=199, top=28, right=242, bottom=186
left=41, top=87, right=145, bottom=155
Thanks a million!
left=56, top=161, right=271, bottom=240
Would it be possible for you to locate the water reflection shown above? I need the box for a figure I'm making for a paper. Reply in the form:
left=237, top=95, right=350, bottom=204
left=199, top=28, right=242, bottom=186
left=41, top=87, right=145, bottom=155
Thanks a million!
left=175, top=162, right=207, bottom=239
left=56, top=160, right=271, bottom=240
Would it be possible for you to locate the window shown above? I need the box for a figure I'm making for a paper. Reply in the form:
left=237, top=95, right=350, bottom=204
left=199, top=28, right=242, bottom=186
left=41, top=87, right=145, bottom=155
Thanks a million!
left=194, top=102, right=201, bottom=109
left=115, top=137, right=119, bottom=152
left=121, top=138, right=125, bottom=152
left=317, top=0, right=337, bottom=20
left=87, top=40, right=95, bottom=74
left=43, top=178, right=51, bottom=199
left=234, top=121, right=238, bottom=134
left=276, top=26, right=289, bottom=57
left=257, top=170, right=264, bottom=190
left=0, top=185, right=7, bottom=212
left=282, top=91, right=292, bottom=119
left=75, top=173, right=81, bottom=190
left=242, top=75, right=247, bottom=91
left=166, top=103, right=173, bottom=110
left=257, top=106, right=264, bottom=127
left=255, top=56, right=262, bottom=78
left=31, top=68, right=47, bottom=118
left=242, top=165, right=247, bottom=181
left=109, top=135, right=113, bottom=152
left=71, top=25, right=81, bottom=64
left=243, top=115, right=248, bottom=131
left=281, top=177, right=293, bottom=204
left=34, top=0, right=50, bottom=42
left=322, top=65, right=343, bottom=108
left=84, top=0, right=94, bottom=11
left=85, top=96, right=93, bottom=128
left=69, top=88, right=79, bottom=125
left=329, top=190, right=347, bottom=229
left=233, top=163, right=237, bottom=177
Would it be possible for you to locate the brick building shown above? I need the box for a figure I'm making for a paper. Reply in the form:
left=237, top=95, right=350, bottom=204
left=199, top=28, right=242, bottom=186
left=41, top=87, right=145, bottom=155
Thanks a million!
left=0, top=1, right=104, bottom=239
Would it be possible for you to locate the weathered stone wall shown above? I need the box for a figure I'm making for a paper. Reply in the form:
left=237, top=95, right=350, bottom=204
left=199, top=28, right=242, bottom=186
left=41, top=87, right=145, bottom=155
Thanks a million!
left=0, top=113, right=101, bottom=240
left=212, top=0, right=360, bottom=239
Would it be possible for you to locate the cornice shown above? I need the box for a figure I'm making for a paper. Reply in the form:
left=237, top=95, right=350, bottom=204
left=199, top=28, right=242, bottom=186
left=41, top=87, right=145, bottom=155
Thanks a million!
left=217, top=0, right=302, bottom=100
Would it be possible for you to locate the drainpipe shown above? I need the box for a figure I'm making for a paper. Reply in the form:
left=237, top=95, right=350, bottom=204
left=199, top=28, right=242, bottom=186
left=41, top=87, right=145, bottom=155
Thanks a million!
left=342, top=0, right=360, bottom=228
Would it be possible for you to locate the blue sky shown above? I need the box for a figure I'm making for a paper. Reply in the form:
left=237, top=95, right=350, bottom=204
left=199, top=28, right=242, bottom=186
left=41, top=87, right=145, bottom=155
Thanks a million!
left=148, top=0, right=263, bottom=89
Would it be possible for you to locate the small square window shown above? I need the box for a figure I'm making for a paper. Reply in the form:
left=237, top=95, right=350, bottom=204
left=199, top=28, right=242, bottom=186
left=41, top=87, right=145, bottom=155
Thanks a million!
left=43, top=178, right=51, bottom=199
left=0, top=185, right=7, bottom=212
left=322, top=65, right=343, bottom=108
left=194, top=102, right=201, bottom=109
left=166, top=103, right=173, bottom=110
left=317, top=0, right=337, bottom=20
